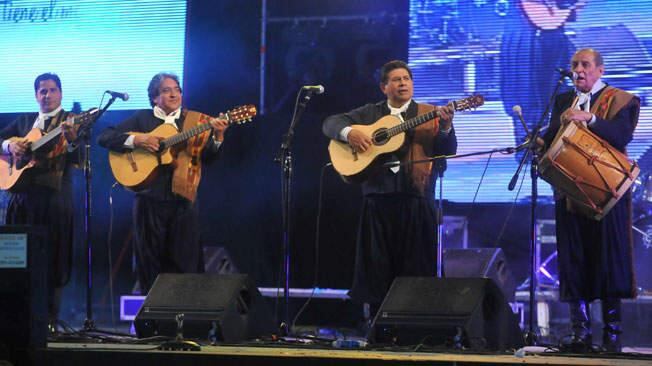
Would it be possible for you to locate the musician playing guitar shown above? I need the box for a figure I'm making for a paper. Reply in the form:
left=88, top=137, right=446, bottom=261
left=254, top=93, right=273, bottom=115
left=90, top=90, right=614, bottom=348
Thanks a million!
left=322, top=60, right=456, bottom=324
left=98, top=72, right=229, bottom=294
left=0, top=73, right=81, bottom=330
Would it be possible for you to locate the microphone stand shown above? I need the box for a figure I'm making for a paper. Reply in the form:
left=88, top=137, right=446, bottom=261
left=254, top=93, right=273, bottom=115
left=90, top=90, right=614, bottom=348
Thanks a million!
left=383, top=147, right=522, bottom=172
left=274, top=88, right=318, bottom=334
left=507, top=73, right=568, bottom=346
left=435, top=159, right=446, bottom=277
left=81, top=96, right=117, bottom=331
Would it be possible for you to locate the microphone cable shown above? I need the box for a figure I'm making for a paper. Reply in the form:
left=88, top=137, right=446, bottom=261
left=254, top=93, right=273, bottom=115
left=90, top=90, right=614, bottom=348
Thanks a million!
left=290, top=162, right=333, bottom=335
left=493, top=159, right=529, bottom=249
left=106, top=181, right=119, bottom=329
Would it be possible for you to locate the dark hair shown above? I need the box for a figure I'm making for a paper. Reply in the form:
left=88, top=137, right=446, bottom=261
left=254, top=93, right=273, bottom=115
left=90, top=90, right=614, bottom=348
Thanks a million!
left=147, top=72, right=182, bottom=107
left=380, top=60, right=413, bottom=84
left=34, top=73, right=62, bottom=93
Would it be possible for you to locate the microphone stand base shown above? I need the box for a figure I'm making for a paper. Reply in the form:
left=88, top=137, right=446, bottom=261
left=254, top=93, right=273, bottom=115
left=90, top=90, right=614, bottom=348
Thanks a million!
left=158, top=340, right=201, bottom=351
left=82, top=318, right=96, bottom=332
left=524, top=330, right=538, bottom=346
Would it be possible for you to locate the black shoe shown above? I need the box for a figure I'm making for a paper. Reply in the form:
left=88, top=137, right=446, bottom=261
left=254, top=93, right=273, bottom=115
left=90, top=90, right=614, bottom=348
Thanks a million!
left=602, top=324, right=622, bottom=353
left=563, top=301, right=593, bottom=353
left=560, top=333, right=593, bottom=353
left=601, top=299, right=622, bottom=353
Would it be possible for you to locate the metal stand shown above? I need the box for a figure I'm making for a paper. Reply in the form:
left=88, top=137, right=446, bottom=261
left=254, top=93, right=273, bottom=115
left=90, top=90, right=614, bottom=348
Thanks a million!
left=274, top=88, right=319, bottom=334
left=435, top=159, right=445, bottom=278
left=518, top=219, right=559, bottom=290
left=507, top=73, right=568, bottom=346
left=81, top=96, right=117, bottom=331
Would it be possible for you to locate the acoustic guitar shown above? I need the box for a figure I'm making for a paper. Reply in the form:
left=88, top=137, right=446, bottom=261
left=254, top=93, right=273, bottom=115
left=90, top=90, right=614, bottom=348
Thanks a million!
left=0, top=108, right=99, bottom=190
left=108, top=105, right=256, bottom=190
left=328, top=95, right=484, bottom=182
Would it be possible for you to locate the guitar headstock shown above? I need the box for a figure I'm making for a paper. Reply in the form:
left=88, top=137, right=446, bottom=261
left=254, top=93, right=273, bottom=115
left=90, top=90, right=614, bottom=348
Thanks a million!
left=72, top=107, right=100, bottom=127
left=226, top=104, right=257, bottom=125
left=452, top=95, right=484, bottom=112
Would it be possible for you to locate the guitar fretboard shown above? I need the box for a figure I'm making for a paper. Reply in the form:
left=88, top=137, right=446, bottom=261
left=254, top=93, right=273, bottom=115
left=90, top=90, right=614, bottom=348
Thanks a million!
left=31, top=109, right=98, bottom=151
left=386, top=109, right=439, bottom=138
left=32, top=124, right=65, bottom=151
left=162, top=121, right=216, bottom=147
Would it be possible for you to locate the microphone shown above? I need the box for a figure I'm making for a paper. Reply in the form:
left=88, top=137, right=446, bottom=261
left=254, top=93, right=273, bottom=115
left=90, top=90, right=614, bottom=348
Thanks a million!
left=302, top=85, right=325, bottom=95
left=556, top=68, right=578, bottom=80
left=105, top=90, right=129, bottom=101
left=512, top=105, right=530, bottom=135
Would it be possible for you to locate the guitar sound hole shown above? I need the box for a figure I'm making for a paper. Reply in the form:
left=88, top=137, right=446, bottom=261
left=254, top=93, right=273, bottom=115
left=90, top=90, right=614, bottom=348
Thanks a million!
left=373, top=129, right=389, bottom=146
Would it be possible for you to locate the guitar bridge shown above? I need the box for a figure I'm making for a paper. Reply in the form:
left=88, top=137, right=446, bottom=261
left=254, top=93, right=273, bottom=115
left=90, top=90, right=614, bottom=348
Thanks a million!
left=127, top=152, right=138, bottom=172
left=351, top=147, right=358, bottom=161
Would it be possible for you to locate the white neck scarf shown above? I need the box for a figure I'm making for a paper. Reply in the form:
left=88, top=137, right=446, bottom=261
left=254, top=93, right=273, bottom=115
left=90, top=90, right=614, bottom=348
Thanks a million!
left=34, top=105, right=63, bottom=130
left=153, top=106, right=181, bottom=126
left=575, top=79, right=606, bottom=112
left=387, top=100, right=412, bottom=122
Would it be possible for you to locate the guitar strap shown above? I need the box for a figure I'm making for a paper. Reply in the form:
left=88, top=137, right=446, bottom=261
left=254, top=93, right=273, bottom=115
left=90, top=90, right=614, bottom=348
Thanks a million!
left=33, top=110, right=69, bottom=190
left=46, top=110, right=69, bottom=157
left=406, top=103, right=439, bottom=195
left=171, top=110, right=212, bottom=202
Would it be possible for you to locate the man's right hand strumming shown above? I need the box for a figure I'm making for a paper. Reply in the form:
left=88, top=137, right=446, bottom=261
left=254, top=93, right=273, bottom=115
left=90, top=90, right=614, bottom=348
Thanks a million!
left=9, top=139, right=30, bottom=158
left=347, top=129, right=372, bottom=153
left=134, top=134, right=163, bottom=153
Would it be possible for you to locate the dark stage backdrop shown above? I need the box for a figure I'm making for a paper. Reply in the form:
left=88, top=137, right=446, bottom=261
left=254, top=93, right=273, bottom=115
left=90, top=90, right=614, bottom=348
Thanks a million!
left=1, top=0, right=651, bottom=326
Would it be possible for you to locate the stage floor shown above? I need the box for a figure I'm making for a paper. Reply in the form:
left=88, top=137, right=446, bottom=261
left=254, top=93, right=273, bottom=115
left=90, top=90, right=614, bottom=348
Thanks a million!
left=38, top=341, right=652, bottom=366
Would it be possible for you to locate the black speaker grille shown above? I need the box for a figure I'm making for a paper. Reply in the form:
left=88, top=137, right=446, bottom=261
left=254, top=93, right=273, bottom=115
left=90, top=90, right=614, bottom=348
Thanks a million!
left=142, top=273, right=248, bottom=311
left=379, top=277, right=486, bottom=317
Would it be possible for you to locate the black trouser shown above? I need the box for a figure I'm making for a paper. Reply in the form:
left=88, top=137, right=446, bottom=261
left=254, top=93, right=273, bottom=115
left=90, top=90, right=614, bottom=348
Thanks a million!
left=349, top=193, right=437, bottom=308
left=133, top=196, right=204, bottom=293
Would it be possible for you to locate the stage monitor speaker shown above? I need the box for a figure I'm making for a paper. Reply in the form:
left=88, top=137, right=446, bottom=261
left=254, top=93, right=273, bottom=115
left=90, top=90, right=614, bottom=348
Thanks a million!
left=443, top=248, right=516, bottom=301
left=371, top=277, right=523, bottom=350
left=134, top=273, right=274, bottom=343
left=0, top=225, right=48, bottom=364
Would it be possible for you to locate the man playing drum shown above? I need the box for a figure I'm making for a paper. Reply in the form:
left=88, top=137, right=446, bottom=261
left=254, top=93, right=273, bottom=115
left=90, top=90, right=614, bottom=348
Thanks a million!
left=542, top=48, right=640, bottom=352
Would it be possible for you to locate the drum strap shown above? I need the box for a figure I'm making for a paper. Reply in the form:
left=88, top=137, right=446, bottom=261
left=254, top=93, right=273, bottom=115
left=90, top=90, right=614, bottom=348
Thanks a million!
left=592, top=86, right=640, bottom=127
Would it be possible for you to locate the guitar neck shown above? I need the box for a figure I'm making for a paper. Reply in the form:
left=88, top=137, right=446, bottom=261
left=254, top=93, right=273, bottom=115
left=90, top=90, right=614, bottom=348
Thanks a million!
left=31, top=125, right=63, bottom=151
left=31, top=108, right=97, bottom=152
left=386, top=109, right=439, bottom=138
left=158, top=105, right=256, bottom=148
left=162, top=122, right=214, bottom=147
